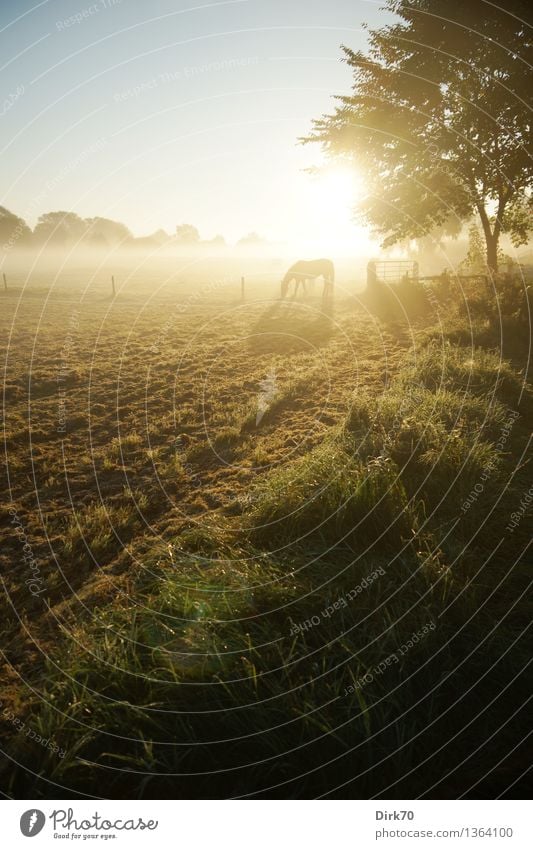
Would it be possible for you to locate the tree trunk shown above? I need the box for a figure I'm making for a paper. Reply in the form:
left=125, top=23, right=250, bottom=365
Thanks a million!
left=477, top=203, right=501, bottom=275
left=485, top=231, right=499, bottom=275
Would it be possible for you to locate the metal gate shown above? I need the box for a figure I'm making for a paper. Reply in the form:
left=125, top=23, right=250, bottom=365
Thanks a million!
left=367, top=260, right=419, bottom=287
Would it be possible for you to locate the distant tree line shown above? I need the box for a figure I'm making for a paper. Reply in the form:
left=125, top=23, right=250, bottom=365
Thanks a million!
left=0, top=207, right=133, bottom=250
left=0, top=206, right=267, bottom=251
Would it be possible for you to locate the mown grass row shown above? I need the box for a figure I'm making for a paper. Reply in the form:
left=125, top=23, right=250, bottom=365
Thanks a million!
left=5, top=337, right=531, bottom=799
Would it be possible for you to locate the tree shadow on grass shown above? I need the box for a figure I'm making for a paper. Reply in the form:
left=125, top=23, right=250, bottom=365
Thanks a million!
left=248, top=298, right=336, bottom=354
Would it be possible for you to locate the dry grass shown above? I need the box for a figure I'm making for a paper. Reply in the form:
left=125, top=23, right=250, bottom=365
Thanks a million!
left=1, top=280, right=531, bottom=799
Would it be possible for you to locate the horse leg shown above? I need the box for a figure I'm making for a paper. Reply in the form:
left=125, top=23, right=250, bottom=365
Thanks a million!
left=281, top=275, right=293, bottom=298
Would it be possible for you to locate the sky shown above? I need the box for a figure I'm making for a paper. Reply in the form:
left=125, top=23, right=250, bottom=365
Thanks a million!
left=0, top=0, right=395, bottom=254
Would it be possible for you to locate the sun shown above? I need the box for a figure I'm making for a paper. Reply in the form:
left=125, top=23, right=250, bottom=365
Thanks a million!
left=313, top=164, right=365, bottom=211
left=290, top=163, right=372, bottom=258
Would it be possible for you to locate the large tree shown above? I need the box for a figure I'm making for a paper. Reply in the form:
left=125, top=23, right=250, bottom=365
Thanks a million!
left=304, top=0, right=532, bottom=272
left=0, top=206, right=32, bottom=249
left=175, top=223, right=200, bottom=244
left=33, top=211, right=88, bottom=245
left=84, top=217, right=131, bottom=246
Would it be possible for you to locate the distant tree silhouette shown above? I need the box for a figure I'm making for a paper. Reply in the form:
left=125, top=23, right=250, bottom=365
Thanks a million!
left=149, top=229, right=171, bottom=244
left=460, top=223, right=487, bottom=273
left=175, top=223, right=200, bottom=244
left=2, top=206, right=234, bottom=252
left=84, top=217, right=131, bottom=246
left=33, top=211, right=88, bottom=245
left=0, top=206, right=32, bottom=248
left=304, top=0, right=533, bottom=273
left=412, top=219, right=462, bottom=271
left=204, top=234, right=226, bottom=246
left=237, top=232, right=265, bottom=246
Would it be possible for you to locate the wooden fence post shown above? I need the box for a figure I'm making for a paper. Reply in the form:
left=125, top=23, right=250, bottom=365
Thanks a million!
left=3, top=273, right=7, bottom=291
left=111, top=275, right=116, bottom=297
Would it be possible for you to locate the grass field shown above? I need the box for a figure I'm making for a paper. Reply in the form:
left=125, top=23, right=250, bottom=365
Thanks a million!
left=1, top=271, right=531, bottom=799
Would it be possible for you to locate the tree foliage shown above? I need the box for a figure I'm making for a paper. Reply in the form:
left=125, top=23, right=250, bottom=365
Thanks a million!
left=175, top=223, right=200, bottom=244
left=459, top=222, right=486, bottom=272
left=0, top=206, right=32, bottom=248
left=84, top=217, right=132, bottom=246
left=303, top=0, right=533, bottom=271
left=33, top=211, right=88, bottom=245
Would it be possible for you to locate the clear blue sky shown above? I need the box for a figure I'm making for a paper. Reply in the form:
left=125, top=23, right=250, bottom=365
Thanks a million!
left=0, top=0, right=394, bottom=248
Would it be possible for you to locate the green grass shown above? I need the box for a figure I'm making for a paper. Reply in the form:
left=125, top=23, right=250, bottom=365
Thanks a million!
left=4, top=328, right=531, bottom=799
left=246, top=442, right=415, bottom=551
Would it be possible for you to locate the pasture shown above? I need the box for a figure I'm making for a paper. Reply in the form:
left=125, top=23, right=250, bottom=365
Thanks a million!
left=1, top=269, right=531, bottom=799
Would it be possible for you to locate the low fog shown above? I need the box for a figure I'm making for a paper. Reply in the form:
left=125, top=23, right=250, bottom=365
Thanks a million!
left=1, top=205, right=531, bottom=302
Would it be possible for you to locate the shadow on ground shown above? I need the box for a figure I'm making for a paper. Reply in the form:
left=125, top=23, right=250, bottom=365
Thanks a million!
left=249, top=298, right=336, bottom=354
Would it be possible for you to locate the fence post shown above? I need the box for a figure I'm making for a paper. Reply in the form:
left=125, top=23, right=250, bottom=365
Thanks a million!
left=3, top=273, right=6, bottom=291
left=367, top=261, right=377, bottom=288
left=241, top=276, right=245, bottom=301
left=111, top=275, right=116, bottom=297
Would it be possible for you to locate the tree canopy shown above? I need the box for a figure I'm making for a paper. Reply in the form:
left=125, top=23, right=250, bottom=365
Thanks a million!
left=175, top=223, right=200, bottom=244
left=84, top=217, right=132, bottom=246
left=32, top=211, right=88, bottom=245
left=304, top=0, right=533, bottom=271
left=0, top=206, right=32, bottom=248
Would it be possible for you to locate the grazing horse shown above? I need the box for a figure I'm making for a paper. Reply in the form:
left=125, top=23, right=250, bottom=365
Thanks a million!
left=281, top=259, right=334, bottom=299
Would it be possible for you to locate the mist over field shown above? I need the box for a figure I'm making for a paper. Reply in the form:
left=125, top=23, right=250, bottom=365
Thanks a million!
left=4, top=231, right=528, bottom=303
left=0, top=219, right=375, bottom=299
